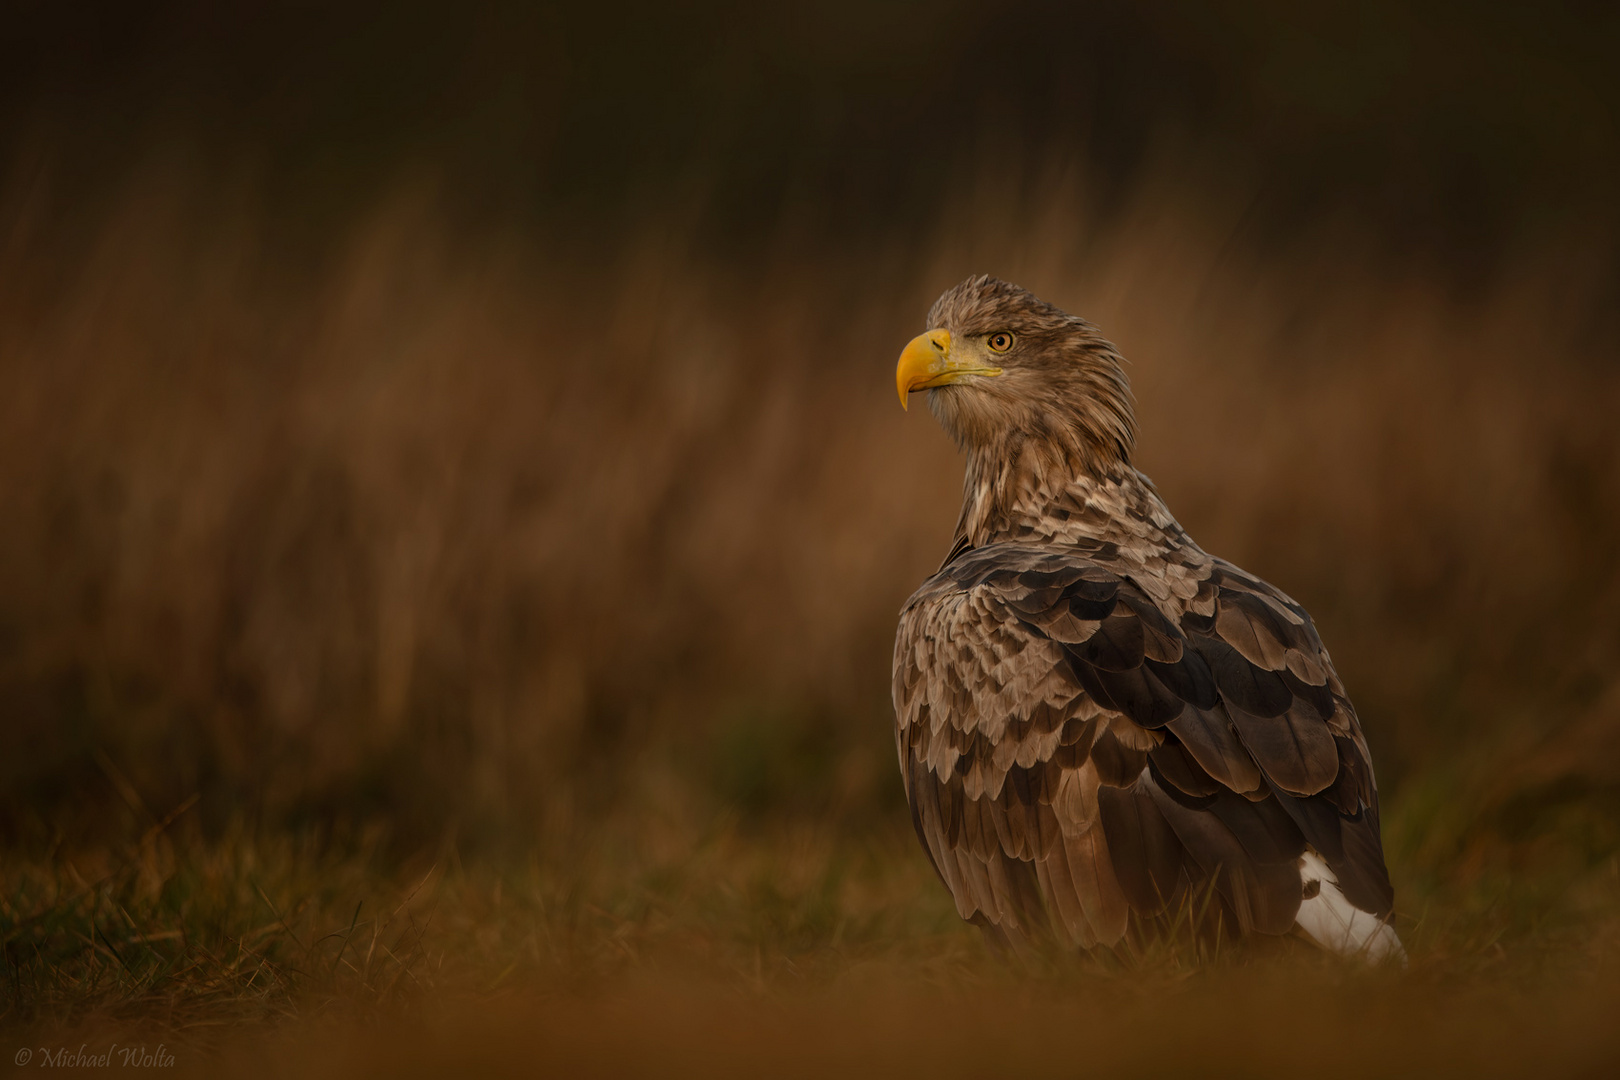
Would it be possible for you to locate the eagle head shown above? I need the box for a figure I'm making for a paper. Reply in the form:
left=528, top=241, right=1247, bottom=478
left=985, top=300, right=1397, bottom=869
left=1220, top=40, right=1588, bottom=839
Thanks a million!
left=896, top=275, right=1137, bottom=472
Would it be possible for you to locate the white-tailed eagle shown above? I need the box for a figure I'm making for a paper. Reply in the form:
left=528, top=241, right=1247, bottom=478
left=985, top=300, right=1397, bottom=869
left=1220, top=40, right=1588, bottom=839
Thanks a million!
left=892, top=276, right=1402, bottom=961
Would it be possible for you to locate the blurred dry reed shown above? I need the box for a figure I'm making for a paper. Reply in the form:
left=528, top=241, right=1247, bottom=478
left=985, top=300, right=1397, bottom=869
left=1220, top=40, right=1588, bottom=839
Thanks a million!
left=2, top=159, right=1616, bottom=841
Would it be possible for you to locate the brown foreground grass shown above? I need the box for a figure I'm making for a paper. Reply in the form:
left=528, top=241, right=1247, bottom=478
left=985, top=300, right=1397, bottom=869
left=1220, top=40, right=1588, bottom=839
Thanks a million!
left=3, top=164, right=1620, bottom=1074
left=3, top=803, right=1620, bottom=1077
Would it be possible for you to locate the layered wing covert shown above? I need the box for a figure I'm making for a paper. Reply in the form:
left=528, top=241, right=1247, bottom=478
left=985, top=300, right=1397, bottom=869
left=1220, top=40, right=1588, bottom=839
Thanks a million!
left=893, top=541, right=1392, bottom=950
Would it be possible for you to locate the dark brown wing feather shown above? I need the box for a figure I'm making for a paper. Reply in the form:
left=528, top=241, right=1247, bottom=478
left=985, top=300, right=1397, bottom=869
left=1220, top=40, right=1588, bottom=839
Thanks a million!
left=893, top=544, right=1392, bottom=949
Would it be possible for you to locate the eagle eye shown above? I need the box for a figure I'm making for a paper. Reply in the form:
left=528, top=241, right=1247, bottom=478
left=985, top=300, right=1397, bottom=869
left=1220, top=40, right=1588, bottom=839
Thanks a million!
left=986, top=331, right=1015, bottom=353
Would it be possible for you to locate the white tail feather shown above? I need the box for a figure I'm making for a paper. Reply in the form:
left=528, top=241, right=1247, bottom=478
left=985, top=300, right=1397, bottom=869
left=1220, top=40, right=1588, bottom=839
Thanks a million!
left=1294, top=850, right=1406, bottom=964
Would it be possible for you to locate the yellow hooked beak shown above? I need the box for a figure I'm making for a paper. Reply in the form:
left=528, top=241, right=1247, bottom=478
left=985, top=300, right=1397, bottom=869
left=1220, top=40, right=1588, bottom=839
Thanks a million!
left=895, top=329, right=1003, bottom=410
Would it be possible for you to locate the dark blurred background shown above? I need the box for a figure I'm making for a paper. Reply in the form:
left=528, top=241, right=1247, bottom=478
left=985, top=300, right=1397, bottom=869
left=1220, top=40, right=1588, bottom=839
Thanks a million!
left=1, top=0, right=1618, bottom=885
left=8, top=2, right=1620, bottom=271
